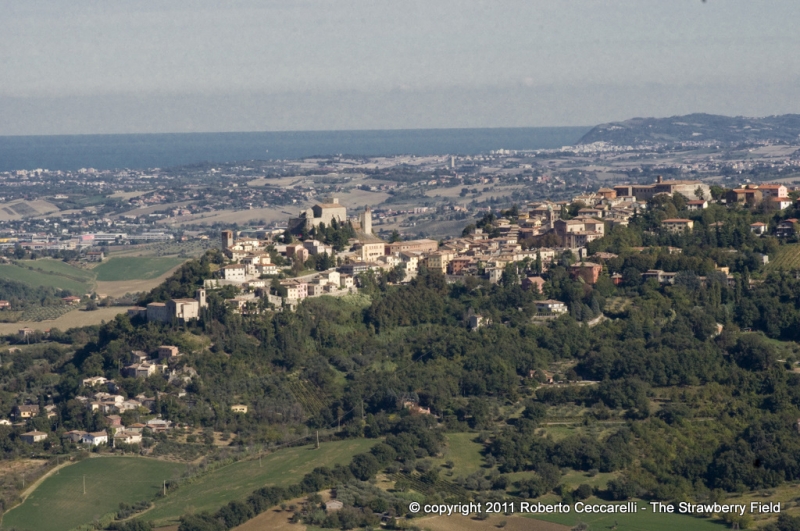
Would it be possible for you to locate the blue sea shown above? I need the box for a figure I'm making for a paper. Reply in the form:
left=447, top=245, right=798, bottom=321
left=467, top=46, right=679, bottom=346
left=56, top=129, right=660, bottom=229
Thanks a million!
left=0, top=127, right=589, bottom=172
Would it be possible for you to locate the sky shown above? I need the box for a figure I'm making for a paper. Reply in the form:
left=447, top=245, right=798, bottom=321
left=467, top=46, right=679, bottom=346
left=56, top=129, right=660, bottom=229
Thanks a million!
left=1, top=0, right=799, bottom=135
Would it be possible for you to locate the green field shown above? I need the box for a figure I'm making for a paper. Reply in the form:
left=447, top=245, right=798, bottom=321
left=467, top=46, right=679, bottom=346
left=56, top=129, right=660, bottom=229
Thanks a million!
left=143, top=438, right=376, bottom=526
left=766, top=244, right=800, bottom=271
left=18, top=259, right=96, bottom=282
left=432, top=433, right=485, bottom=476
left=0, top=263, right=92, bottom=294
left=94, top=257, right=185, bottom=281
left=2, top=457, right=185, bottom=531
left=530, top=498, right=727, bottom=531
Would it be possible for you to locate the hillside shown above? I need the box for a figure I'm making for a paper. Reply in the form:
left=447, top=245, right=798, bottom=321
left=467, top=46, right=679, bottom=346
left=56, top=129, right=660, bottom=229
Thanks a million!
left=578, top=113, right=800, bottom=146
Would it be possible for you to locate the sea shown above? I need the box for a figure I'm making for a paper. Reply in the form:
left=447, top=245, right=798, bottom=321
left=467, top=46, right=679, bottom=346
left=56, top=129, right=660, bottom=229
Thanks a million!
left=0, top=127, right=589, bottom=172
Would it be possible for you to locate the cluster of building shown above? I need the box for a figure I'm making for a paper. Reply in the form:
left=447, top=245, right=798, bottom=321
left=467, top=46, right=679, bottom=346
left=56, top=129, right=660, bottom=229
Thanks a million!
left=0, top=231, right=174, bottom=252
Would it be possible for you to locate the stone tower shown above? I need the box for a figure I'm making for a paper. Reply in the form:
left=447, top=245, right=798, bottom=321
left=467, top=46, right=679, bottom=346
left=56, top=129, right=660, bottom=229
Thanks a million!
left=221, top=230, right=233, bottom=249
left=360, top=206, right=372, bottom=235
left=196, top=288, right=207, bottom=309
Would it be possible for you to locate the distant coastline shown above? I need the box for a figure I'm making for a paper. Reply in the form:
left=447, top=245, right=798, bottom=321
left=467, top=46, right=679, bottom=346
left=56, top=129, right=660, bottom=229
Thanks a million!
left=0, top=127, right=589, bottom=172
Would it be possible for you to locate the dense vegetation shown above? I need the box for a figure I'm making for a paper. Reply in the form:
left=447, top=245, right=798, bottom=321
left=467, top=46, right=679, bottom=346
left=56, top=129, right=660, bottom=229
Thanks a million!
left=7, top=193, right=800, bottom=529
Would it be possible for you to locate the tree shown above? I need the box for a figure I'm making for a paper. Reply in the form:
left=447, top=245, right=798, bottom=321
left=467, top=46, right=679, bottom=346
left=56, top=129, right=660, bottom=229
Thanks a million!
left=695, top=186, right=706, bottom=200
left=389, top=230, right=402, bottom=243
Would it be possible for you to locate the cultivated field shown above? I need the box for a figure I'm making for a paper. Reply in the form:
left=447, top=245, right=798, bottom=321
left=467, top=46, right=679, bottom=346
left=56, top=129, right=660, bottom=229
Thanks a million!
left=765, top=244, right=800, bottom=271
left=0, top=306, right=124, bottom=335
left=143, top=439, right=376, bottom=527
left=0, top=263, right=92, bottom=294
left=162, top=206, right=292, bottom=227
left=18, top=259, right=95, bottom=283
left=0, top=199, right=59, bottom=221
left=1, top=457, right=186, bottom=531
left=93, top=257, right=185, bottom=281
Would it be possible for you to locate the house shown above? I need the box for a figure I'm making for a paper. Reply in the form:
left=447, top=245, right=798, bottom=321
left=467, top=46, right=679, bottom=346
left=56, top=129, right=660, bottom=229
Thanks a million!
left=661, top=219, right=694, bottom=233
left=535, top=300, right=568, bottom=314
left=385, top=239, right=439, bottom=255
left=642, top=270, right=677, bottom=285
left=725, top=188, right=762, bottom=205
left=82, top=376, right=108, bottom=387
left=12, top=404, right=40, bottom=420
left=129, top=350, right=149, bottom=364
left=686, top=200, right=708, bottom=211
left=82, top=431, right=108, bottom=446
left=18, top=327, right=34, bottom=339
left=105, top=414, right=122, bottom=427
left=86, top=251, right=104, bottom=262
left=231, top=404, right=248, bottom=413
left=62, top=295, right=82, bottom=305
left=20, top=431, right=48, bottom=444
left=145, top=419, right=172, bottom=433
left=468, top=315, right=485, bottom=330
left=157, top=345, right=180, bottom=360
left=127, top=423, right=147, bottom=434
left=750, top=222, right=767, bottom=235
left=426, top=251, right=455, bottom=274
left=757, top=184, right=788, bottom=198
left=113, top=431, right=142, bottom=446
left=766, top=197, right=793, bottom=210
left=340, top=274, right=354, bottom=289
left=62, top=430, right=87, bottom=443
left=221, top=263, right=248, bottom=281
left=521, top=276, right=546, bottom=293
left=338, top=262, right=370, bottom=276
left=125, top=361, right=161, bottom=379
left=0, top=300, right=10, bottom=310
left=570, top=262, right=603, bottom=284
left=777, top=219, right=799, bottom=238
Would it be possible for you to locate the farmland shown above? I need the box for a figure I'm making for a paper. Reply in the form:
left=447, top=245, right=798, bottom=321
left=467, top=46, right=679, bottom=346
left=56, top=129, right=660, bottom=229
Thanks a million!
left=1, top=457, right=185, bottom=531
left=143, top=439, right=376, bottom=526
left=18, top=259, right=95, bottom=283
left=93, top=257, right=186, bottom=281
left=765, top=243, right=800, bottom=271
left=0, top=306, right=124, bottom=335
left=0, top=262, right=92, bottom=294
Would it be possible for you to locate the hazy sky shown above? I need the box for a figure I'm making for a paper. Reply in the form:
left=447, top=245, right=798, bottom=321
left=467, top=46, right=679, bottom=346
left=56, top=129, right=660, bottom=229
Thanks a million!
left=1, top=0, right=799, bottom=135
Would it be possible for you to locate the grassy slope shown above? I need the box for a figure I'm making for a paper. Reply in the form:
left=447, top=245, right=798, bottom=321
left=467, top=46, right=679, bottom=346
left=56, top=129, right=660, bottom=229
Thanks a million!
left=0, top=263, right=91, bottom=294
left=144, top=439, right=376, bottom=526
left=93, top=257, right=186, bottom=281
left=18, top=259, right=96, bottom=282
left=530, top=498, right=727, bottom=531
left=432, top=433, right=486, bottom=476
left=2, top=457, right=185, bottom=531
